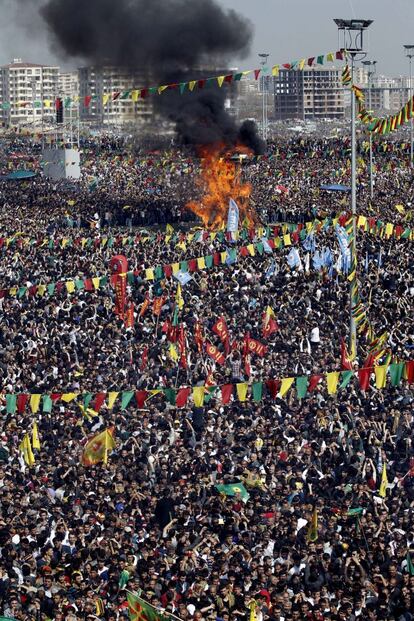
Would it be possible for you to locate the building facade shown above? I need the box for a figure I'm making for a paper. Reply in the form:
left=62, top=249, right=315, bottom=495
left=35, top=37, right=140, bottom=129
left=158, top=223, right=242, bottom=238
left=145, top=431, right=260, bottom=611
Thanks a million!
left=78, top=66, right=153, bottom=126
left=273, top=67, right=345, bottom=121
left=0, top=59, right=59, bottom=126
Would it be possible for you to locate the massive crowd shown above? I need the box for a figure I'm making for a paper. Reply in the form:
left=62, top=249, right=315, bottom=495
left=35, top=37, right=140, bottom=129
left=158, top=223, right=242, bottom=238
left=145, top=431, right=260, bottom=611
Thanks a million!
left=0, top=133, right=413, bottom=621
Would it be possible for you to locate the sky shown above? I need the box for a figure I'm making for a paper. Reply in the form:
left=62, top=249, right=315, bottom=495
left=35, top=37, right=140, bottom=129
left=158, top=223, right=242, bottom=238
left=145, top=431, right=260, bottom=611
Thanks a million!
left=0, top=0, right=413, bottom=78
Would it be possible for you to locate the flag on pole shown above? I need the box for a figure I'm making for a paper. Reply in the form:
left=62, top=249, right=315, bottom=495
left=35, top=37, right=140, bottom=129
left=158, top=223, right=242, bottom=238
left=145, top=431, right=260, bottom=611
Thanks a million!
left=227, top=198, right=240, bottom=232
left=212, top=316, right=231, bottom=355
left=340, top=338, right=353, bottom=370
left=81, top=428, right=116, bottom=467
left=379, top=462, right=388, bottom=498
left=32, top=421, right=40, bottom=450
left=19, top=434, right=35, bottom=467
left=262, top=306, right=279, bottom=338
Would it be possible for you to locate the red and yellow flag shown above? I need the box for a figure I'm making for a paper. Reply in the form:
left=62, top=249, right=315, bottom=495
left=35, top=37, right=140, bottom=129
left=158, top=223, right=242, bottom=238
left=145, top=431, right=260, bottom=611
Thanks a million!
left=206, top=342, right=226, bottom=366
left=81, top=427, right=116, bottom=467
left=212, top=316, right=230, bottom=354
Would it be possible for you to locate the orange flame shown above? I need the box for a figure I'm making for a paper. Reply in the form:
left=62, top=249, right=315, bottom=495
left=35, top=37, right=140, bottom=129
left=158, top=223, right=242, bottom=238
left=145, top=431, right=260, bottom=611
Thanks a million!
left=186, top=143, right=257, bottom=230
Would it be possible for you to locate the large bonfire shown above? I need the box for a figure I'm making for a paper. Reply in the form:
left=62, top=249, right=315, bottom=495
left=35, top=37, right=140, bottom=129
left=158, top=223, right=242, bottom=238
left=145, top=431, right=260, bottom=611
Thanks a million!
left=186, top=144, right=257, bottom=230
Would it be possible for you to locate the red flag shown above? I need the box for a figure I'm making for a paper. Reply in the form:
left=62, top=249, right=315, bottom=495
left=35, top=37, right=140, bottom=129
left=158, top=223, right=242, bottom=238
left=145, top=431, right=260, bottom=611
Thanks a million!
left=140, top=346, right=148, bottom=371
left=93, top=392, right=106, bottom=413
left=176, top=387, right=190, bottom=408
left=358, top=367, right=372, bottom=391
left=212, top=316, right=230, bottom=354
left=262, top=312, right=279, bottom=338
left=139, top=294, right=150, bottom=318
left=244, top=335, right=268, bottom=358
left=308, top=375, right=323, bottom=392
left=266, top=379, right=280, bottom=400
left=178, top=325, right=187, bottom=369
left=340, top=338, right=353, bottom=371
left=124, top=303, right=135, bottom=328
left=194, top=320, right=204, bottom=354
left=221, top=384, right=233, bottom=404
left=206, top=342, right=226, bottom=366
left=152, top=296, right=164, bottom=317
left=17, top=394, right=29, bottom=414
left=114, top=274, right=127, bottom=318
left=135, top=390, right=148, bottom=408
left=406, top=361, right=414, bottom=384
left=205, top=369, right=215, bottom=387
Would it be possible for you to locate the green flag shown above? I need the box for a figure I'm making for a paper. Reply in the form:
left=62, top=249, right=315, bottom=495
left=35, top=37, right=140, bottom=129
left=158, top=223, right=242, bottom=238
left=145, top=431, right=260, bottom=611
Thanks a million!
left=296, top=376, right=308, bottom=399
left=127, top=592, right=170, bottom=621
left=215, top=482, right=250, bottom=503
left=390, top=362, right=404, bottom=387
left=252, top=382, right=263, bottom=402
left=407, top=550, right=414, bottom=576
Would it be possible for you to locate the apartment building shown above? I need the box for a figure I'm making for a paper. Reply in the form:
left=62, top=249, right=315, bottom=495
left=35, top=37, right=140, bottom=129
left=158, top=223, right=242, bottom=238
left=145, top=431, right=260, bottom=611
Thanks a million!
left=273, top=67, right=345, bottom=121
left=0, top=59, right=59, bottom=126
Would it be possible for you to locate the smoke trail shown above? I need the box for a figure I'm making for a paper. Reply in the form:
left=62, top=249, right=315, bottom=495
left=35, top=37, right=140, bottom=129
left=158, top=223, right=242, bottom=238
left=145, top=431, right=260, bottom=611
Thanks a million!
left=19, top=0, right=264, bottom=153
left=39, top=0, right=253, bottom=75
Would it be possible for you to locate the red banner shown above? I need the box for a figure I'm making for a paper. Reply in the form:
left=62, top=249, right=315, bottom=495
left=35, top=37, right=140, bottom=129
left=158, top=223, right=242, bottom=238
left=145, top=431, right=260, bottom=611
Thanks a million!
left=212, top=316, right=230, bottom=354
left=152, top=296, right=164, bottom=317
left=206, top=342, right=226, bottom=366
left=244, top=336, right=268, bottom=358
left=194, top=320, right=204, bottom=354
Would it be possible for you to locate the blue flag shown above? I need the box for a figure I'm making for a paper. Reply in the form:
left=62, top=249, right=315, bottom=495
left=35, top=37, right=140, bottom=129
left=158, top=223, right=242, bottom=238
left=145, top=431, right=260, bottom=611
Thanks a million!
left=174, top=271, right=192, bottom=286
left=227, top=198, right=240, bottom=232
left=287, top=248, right=302, bottom=270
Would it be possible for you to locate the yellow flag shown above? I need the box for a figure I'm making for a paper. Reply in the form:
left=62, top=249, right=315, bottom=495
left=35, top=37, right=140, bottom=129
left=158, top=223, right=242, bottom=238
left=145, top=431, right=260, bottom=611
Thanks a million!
left=283, top=234, right=291, bottom=246
left=375, top=365, right=388, bottom=389
left=171, top=262, right=180, bottom=274
left=19, top=434, right=35, bottom=467
left=102, top=94, right=110, bottom=106
left=169, top=343, right=179, bottom=363
left=272, top=65, right=280, bottom=77
left=385, top=223, right=394, bottom=237
left=66, top=281, right=75, bottom=294
left=92, top=277, right=100, bottom=290
left=176, top=283, right=184, bottom=310
left=107, top=392, right=119, bottom=409
left=279, top=377, right=294, bottom=398
left=145, top=268, right=155, bottom=280
left=379, top=462, right=388, bottom=498
left=193, top=386, right=205, bottom=407
left=249, top=601, right=257, bottom=621
left=30, top=394, right=41, bottom=414
left=326, top=372, right=340, bottom=394
left=246, top=244, right=255, bottom=256
left=220, top=252, right=227, bottom=264
left=166, top=223, right=174, bottom=234
left=217, top=76, right=225, bottom=87
left=395, top=204, right=405, bottom=214
left=357, top=215, right=367, bottom=227
left=81, top=428, right=116, bottom=466
left=197, top=257, right=206, bottom=269
left=236, top=383, right=248, bottom=402
left=131, top=90, right=139, bottom=102
left=32, top=422, right=40, bottom=450
left=61, top=392, right=78, bottom=402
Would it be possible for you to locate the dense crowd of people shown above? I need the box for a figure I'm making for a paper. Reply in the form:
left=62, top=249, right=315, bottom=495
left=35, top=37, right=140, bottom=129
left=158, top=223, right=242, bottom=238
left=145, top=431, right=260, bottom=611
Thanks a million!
left=0, top=133, right=414, bottom=621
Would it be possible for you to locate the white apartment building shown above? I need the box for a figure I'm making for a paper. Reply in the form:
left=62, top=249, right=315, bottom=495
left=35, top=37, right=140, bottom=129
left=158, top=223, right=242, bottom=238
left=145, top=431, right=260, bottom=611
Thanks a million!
left=78, top=66, right=153, bottom=126
left=0, top=59, right=59, bottom=126
left=59, top=71, right=79, bottom=99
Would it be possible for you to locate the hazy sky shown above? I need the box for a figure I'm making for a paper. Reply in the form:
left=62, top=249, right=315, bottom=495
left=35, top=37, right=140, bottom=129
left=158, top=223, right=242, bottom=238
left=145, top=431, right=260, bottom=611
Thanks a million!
left=0, top=0, right=413, bottom=77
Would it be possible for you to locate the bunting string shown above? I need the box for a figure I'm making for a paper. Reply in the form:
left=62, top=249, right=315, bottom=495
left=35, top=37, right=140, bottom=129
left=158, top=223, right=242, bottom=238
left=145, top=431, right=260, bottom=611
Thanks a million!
left=0, top=51, right=344, bottom=112
left=0, top=212, right=412, bottom=254
left=2, top=359, right=413, bottom=414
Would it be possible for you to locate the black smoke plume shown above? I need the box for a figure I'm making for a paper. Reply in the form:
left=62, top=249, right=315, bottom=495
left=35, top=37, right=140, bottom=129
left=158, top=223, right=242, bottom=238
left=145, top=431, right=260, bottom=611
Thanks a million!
left=26, top=0, right=264, bottom=153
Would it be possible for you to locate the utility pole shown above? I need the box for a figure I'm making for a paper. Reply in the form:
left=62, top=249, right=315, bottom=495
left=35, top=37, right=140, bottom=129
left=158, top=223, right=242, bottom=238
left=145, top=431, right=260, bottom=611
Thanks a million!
left=362, top=60, right=377, bottom=199
left=404, top=45, right=414, bottom=167
left=334, top=18, right=373, bottom=359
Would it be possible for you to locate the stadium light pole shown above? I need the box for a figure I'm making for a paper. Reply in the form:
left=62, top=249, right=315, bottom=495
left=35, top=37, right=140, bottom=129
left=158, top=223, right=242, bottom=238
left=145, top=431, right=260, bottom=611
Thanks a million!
left=334, top=18, right=373, bottom=359
left=362, top=59, right=377, bottom=199
left=404, top=45, right=414, bottom=167
left=258, top=53, right=270, bottom=141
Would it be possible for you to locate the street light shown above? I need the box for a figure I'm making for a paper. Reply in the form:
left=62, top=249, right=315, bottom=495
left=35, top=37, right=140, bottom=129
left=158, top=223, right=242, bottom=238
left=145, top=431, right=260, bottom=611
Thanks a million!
left=404, top=45, right=414, bottom=167
left=362, top=59, right=377, bottom=199
left=258, top=53, right=270, bottom=141
left=334, top=18, right=373, bottom=359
